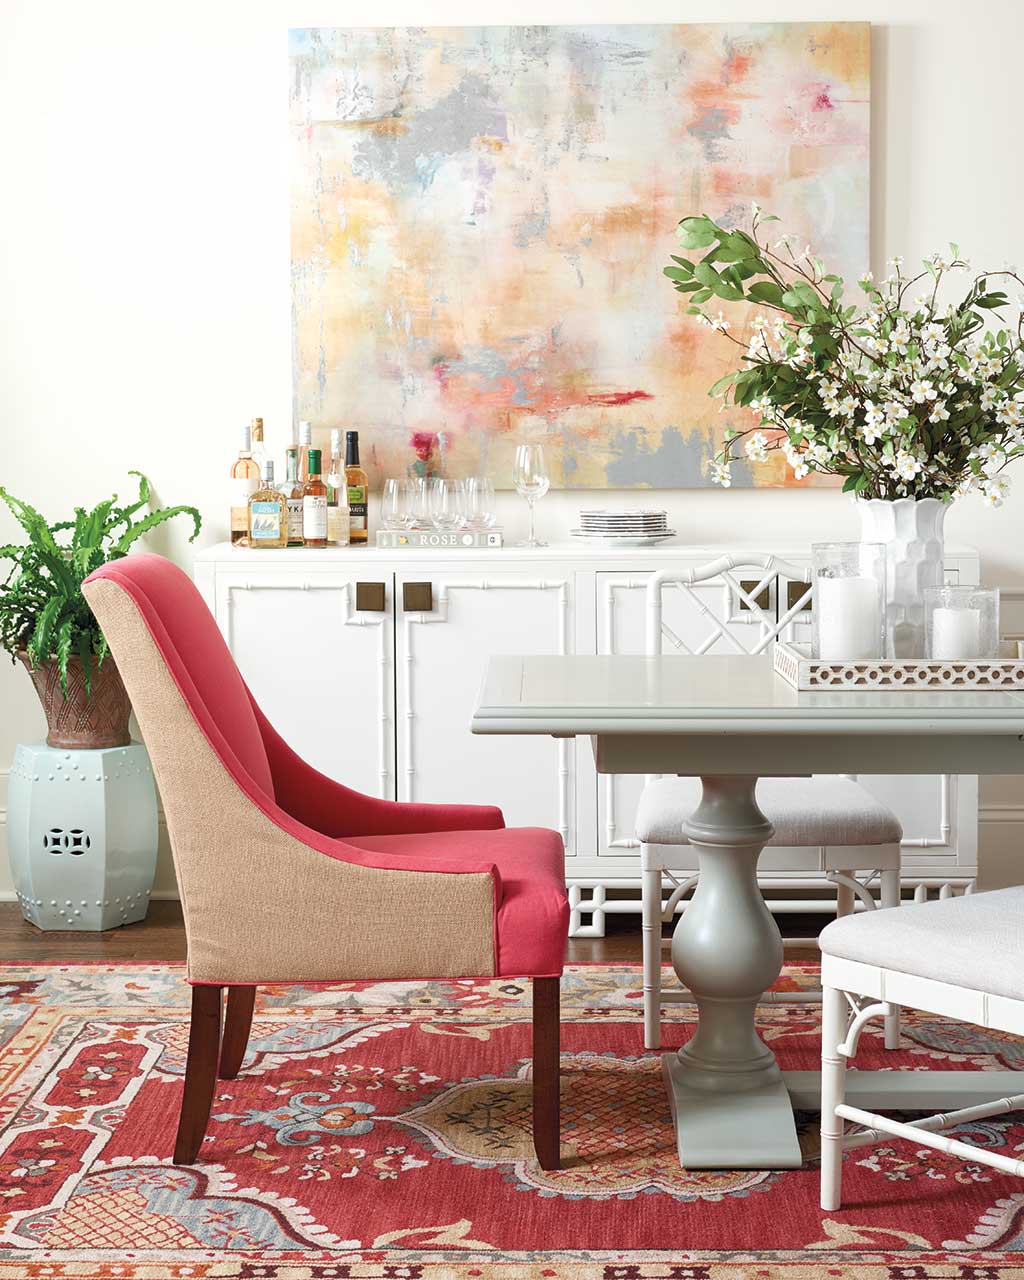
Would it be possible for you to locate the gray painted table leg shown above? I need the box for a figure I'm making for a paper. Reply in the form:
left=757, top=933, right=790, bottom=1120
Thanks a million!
left=663, top=774, right=802, bottom=1170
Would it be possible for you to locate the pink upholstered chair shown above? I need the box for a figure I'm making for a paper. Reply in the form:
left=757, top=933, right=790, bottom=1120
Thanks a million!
left=83, top=554, right=568, bottom=1169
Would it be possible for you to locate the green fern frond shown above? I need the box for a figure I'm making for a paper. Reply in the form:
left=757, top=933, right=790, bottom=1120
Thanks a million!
left=112, top=504, right=202, bottom=555
left=27, top=596, right=62, bottom=665
left=55, top=616, right=75, bottom=697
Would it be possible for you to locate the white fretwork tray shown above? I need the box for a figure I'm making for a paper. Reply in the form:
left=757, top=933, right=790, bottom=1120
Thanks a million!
left=774, top=640, right=1024, bottom=692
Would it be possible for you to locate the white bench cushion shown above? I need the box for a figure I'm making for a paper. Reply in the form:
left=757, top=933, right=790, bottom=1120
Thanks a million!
left=820, top=886, right=1024, bottom=1001
left=635, top=776, right=902, bottom=847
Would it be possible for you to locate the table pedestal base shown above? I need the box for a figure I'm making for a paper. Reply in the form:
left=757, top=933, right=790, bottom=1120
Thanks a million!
left=663, top=1053, right=803, bottom=1169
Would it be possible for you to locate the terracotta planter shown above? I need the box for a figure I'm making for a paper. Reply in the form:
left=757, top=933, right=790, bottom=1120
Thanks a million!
left=19, top=652, right=132, bottom=750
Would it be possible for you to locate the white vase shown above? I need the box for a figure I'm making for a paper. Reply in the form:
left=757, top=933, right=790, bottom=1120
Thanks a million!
left=856, top=497, right=949, bottom=659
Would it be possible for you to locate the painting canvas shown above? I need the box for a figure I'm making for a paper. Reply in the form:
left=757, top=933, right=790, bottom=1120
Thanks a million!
left=290, top=24, right=870, bottom=488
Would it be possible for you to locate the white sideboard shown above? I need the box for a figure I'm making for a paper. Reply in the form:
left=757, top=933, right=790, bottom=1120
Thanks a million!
left=194, top=541, right=981, bottom=935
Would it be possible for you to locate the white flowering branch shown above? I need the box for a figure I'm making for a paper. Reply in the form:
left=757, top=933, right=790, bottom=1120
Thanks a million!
left=665, top=207, right=1024, bottom=505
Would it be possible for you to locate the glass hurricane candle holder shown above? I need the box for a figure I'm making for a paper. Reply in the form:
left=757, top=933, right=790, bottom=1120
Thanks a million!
left=811, top=542, right=887, bottom=661
left=925, top=586, right=1000, bottom=660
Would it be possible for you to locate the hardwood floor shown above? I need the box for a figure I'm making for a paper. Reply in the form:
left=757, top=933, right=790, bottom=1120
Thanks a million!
left=0, top=902, right=824, bottom=965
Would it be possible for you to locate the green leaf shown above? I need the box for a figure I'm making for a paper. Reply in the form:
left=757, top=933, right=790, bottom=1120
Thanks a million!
left=694, top=261, right=722, bottom=289
left=676, top=216, right=717, bottom=250
left=781, top=283, right=820, bottom=311
left=708, top=371, right=738, bottom=397
left=75, top=628, right=94, bottom=697
left=690, top=288, right=713, bottom=304
left=664, top=266, right=694, bottom=282
left=111, top=505, right=202, bottom=556
left=712, top=278, right=744, bottom=301
left=55, top=616, right=74, bottom=698
left=747, top=281, right=785, bottom=307
left=28, top=596, right=62, bottom=664
left=668, top=255, right=695, bottom=275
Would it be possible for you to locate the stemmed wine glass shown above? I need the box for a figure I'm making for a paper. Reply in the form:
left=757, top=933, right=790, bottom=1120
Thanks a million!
left=513, top=444, right=550, bottom=548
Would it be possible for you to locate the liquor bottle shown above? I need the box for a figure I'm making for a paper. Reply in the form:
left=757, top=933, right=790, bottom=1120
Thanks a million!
left=250, top=418, right=268, bottom=478
left=282, top=446, right=305, bottom=546
left=345, top=430, right=369, bottom=545
left=230, top=424, right=261, bottom=545
left=303, top=448, right=328, bottom=548
left=326, top=429, right=350, bottom=546
left=297, top=420, right=312, bottom=485
left=248, top=460, right=288, bottom=548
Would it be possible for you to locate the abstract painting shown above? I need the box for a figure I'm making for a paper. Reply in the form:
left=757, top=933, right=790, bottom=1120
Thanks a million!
left=290, top=24, right=869, bottom=488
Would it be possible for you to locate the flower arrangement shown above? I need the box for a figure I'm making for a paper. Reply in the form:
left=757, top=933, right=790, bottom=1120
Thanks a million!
left=665, top=206, right=1024, bottom=505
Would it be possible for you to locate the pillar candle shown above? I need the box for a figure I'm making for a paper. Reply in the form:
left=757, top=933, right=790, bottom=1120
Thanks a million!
left=931, top=606, right=981, bottom=660
left=816, top=576, right=882, bottom=660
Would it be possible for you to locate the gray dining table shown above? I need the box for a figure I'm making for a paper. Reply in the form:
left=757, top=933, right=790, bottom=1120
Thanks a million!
left=472, top=652, right=1024, bottom=1170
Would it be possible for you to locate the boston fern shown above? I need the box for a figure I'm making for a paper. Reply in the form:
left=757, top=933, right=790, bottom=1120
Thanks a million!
left=666, top=206, right=1024, bottom=501
left=0, top=473, right=201, bottom=695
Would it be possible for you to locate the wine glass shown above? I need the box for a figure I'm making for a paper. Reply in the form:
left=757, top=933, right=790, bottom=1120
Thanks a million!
left=429, top=477, right=465, bottom=531
left=406, top=477, right=430, bottom=530
left=513, top=444, right=549, bottom=548
left=381, top=478, right=409, bottom=530
left=463, top=476, right=496, bottom=530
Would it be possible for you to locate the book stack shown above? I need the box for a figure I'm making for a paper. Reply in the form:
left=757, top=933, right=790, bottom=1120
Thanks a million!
left=376, top=529, right=503, bottom=550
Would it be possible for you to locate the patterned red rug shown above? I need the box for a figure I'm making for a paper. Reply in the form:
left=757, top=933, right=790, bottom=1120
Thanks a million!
left=1, top=962, right=1024, bottom=1277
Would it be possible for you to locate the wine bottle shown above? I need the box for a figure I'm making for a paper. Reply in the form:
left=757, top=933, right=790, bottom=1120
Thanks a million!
left=230, top=425, right=260, bottom=545
left=345, top=431, right=368, bottom=546
left=303, top=448, right=328, bottom=548
left=326, top=429, right=350, bottom=546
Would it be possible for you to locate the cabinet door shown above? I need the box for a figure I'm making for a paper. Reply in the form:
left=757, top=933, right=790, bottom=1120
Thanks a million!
left=213, top=568, right=395, bottom=799
left=396, top=570, right=575, bottom=854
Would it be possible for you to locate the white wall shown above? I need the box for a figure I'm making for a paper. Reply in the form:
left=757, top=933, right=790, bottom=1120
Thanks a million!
left=2, top=0, right=1023, bottom=891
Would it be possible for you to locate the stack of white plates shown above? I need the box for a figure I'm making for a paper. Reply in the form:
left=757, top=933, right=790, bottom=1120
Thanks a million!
left=571, top=509, right=675, bottom=546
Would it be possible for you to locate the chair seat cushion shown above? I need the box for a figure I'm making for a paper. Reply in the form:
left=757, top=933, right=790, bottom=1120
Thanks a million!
left=635, top=776, right=902, bottom=847
left=341, top=826, right=568, bottom=978
left=820, top=886, right=1024, bottom=1001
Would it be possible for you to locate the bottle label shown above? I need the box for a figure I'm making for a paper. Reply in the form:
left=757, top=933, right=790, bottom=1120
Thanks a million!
left=303, top=494, right=328, bottom=540
left=286, top=497, right=303, bottom=541
left=250, top=500, right=284, bottom=541
left=348, top=484, right=368, bottom=531
left=230, top=478, right=258, bottom=532
left=231, top=476, right=258, bottom=505
left=327, top=504, right=350, bottom=545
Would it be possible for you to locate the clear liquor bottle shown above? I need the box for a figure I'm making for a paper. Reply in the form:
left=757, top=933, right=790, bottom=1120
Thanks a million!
left=282, top=446, right=305, bottom=546
left=230, top=424, right=261, bottom=545
left=302, top=448, right=328, bottom=548
left=326, top=429, right=350, bottom=546
left=297, top=420, right=312, bottom=485
left=248, top=460, right=288, bottom=548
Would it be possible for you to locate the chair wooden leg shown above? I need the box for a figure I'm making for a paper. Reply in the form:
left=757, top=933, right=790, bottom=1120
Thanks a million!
left=532, top=975, right=561, bottom=1171
left=219, top=985, right=256, bottom=1080
left=820, top=983, right=848, bottom=1211
left=174, top=985, right=223, bottom=1165
left=642, top=867, right=663, bottom=1050
left=880, top=868, right=902, bottom=1050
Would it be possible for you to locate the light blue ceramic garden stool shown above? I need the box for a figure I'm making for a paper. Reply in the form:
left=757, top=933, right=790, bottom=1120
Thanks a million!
left=7, top=742, right=158, bottom=930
